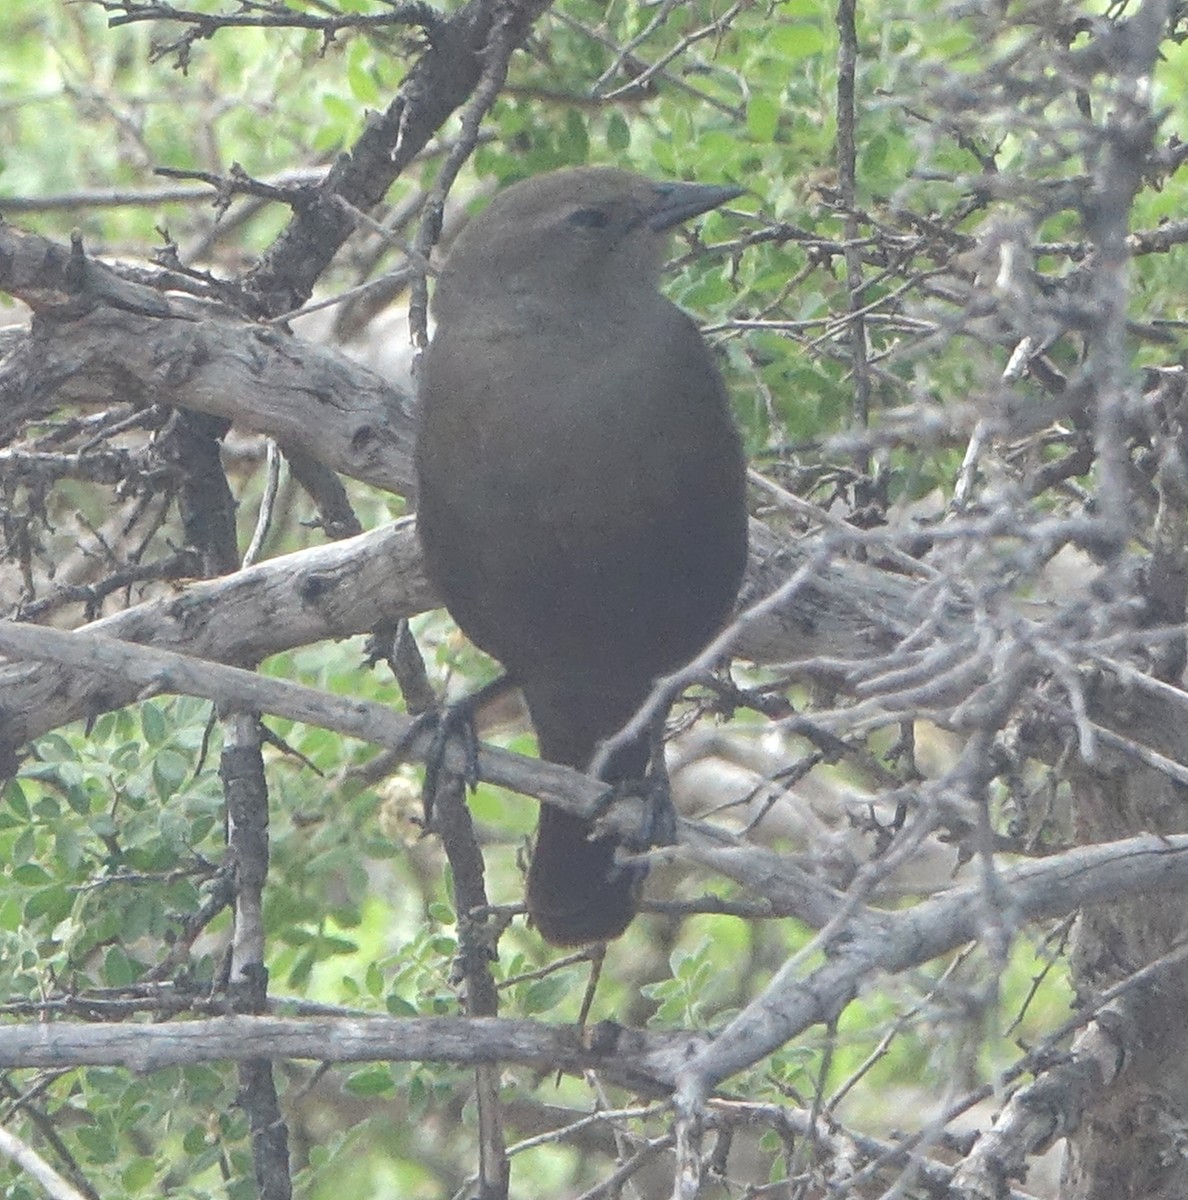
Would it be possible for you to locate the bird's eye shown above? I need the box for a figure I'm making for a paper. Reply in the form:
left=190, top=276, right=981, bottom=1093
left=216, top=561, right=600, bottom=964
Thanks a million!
left=567, top=207, right=611, bottom=229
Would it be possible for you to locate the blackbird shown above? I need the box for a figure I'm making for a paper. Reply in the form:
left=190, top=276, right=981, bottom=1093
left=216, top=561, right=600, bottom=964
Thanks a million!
left=415, top=167, right=747, bottom=944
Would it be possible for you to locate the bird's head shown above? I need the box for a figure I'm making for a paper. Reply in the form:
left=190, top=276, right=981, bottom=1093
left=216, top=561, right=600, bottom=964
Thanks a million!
left=432, top=167, right=742, bottom=323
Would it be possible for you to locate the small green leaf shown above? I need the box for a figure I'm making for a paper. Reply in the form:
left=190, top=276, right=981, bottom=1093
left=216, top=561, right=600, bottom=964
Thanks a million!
left=347, top=56, right=380, bottom=106
left=25, top=885, right=71, bottom=923
left=77, top=1125, right=118, bottom=1164
left=747, top=95, right=780, bottom=143
left=288, top=950, right=314, bottom=988
left=152, top=749, right=190, bottom=799
left=861, top=132, right=889, bottom=177
left=141, top=702, right=166, bottom=746
left=522, top=975, right=570, bottom=1014
left=344, top=1065, right=395, bottom=1096
left=183, top=1126, right=210, bottom=1155
left=0, top=895, right=22, bottom=931
left=768, top=23, right=827, bottom=60
left=5, top=780, right=29, bottom=819
left=66, top=785, right=93, bottom=815
left=366, top=961, right=384, bottom=997
left=54, top=827, right=84, bottom=871
left=12, top=863, right=51, bottom=885
left=104, top=945, right=137, bottom=987
left=607, top=111, right=630, bottom=152
left=560, top=109, right=590, bottom=162
left=122, top=1156, right=157, bottom=1192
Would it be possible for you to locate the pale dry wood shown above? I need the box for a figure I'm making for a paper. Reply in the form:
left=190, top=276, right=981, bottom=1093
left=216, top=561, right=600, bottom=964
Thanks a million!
left=676, top=832, right=1188, bottom=1095
left=0, top=1124, right=89, bottom=1200
left=0, top=299, right=416, bottom=494
left=0, top=1012, right=703, bottom=1096
left=3, top=834, right=1187, bottom=1099
left=0, top=518, right=432, bottom=759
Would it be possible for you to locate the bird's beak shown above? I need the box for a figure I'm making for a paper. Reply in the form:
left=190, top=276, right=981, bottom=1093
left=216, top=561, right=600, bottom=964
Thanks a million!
left=646, top=181, right=744, bottom=231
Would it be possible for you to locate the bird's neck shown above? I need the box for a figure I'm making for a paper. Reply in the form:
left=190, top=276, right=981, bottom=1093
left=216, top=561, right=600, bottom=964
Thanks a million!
left=432, top=268, right=659, bottom=336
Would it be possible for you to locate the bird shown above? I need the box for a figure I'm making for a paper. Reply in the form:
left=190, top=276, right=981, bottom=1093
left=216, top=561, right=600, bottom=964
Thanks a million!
left=414, top=166, right=748, bottom=945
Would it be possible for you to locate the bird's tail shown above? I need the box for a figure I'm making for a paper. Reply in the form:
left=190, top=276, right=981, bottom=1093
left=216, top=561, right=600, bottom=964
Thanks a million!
left=527, top=805, right=642, bottom=945
left=522, top=682, right=650, bottom=946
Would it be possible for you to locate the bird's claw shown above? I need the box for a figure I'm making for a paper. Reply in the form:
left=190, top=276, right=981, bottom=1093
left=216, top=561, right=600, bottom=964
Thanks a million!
left=591, top=771, right=677, bottom=851
left=416, top=702, right=481, bottom=829
left=413, top=673, right=515, bottom=827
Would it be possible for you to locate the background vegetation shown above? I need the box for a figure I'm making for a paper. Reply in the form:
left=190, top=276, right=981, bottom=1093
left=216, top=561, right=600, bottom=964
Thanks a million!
left=3, top=0, right=1188, bottom=1197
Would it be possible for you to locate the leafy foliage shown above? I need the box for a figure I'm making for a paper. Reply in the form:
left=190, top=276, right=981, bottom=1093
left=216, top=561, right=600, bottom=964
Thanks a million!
left=3, top=0, right=1188, bottom=1196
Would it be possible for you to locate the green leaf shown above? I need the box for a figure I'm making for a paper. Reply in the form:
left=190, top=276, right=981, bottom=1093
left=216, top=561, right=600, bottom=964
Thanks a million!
left=152, top=749, right=190, bottom=800
left=560, top=109, right=590, bottom=162
left=104, top=945, right=137, bottom=987
left=861, top=131, right=890, bottom=178
left=768, top=23, right=827, bottom=60
left=11, top=863, right=51, bottom=885
left=4, top=780, right=30, bottom=819
left=366, top=960, right=384, bottom=997
left=121, top=1156, right=157, bottom=1192
left=66, top=784, right=93, bottom=815
left=76, top=1125, right=118, bottom=1165
left=522, top=974, right=570, bottom=1015
left=747, top=95, right=780, bottom=143
left=32, top=794, right=61, bottom=820
left=54, top=827, right=84, bottom=871
left=90, top=811, right=118, bottom=837
left=25, top=885, right=71, bottom=923
left=140, top=701, right=166, bottom=747
left=182, top=1126, right=210, bottom=1155
left=0, top=894, right=22, bottom=931
left=344, top=1065, right=395, bottom=1096
left=607, top=111, right=631, bottom=152
left=288, top=950, right=315, bottom=988
left=347, top=51, right=380, bottom=106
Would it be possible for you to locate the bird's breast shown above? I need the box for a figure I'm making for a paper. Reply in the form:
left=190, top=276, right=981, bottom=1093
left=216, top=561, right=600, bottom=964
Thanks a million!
left=415, top=307, right=746, bottom=681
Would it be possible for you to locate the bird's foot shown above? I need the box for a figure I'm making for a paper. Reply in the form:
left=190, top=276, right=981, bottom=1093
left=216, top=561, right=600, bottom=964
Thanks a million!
left=589, top=701, right=679, bottom=848
left=419, top=703, right=480, bottom=827
left=408, top=674, right=514, bottom=828
left=642, top=717, right=677, bottom=845
left=592, top=768, right=678, bottom=852
left=630, top=770, right=679, bottom=848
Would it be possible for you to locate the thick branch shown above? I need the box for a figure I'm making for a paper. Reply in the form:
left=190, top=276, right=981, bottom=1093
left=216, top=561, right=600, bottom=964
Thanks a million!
left=0, top=510, right=928, bottom=759
left=0, top=1013, right=701, bottom=1096
left=677, top=833, right=1188, bottom=1095
left=0, top=616, right=612, bottom=822
left=243, top=0, right=557, bottom=314
left=0, top=519, right=431, bottom=754
left=0, top=268, right=415, bottom=491
left=3, top=835, right=1188, bottom=1098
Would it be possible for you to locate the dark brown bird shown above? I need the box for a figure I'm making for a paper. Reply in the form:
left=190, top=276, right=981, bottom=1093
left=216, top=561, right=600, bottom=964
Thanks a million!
left=415, top=167, right=748, bottom=945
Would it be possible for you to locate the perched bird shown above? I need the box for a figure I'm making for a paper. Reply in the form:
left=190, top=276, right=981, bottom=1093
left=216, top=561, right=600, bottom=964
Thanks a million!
left=415, top=166, right=748, bottom=945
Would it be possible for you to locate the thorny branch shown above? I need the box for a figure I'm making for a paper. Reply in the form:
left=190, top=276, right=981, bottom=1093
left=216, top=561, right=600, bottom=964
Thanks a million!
left=5, top=0, right=1188, bottom=1197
